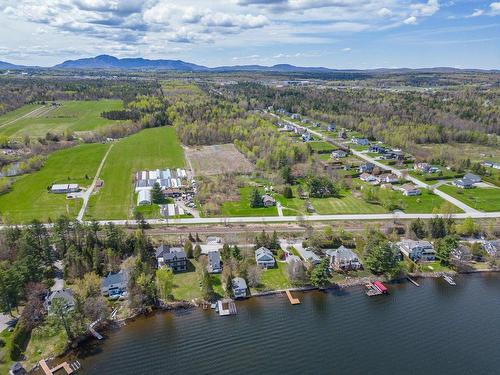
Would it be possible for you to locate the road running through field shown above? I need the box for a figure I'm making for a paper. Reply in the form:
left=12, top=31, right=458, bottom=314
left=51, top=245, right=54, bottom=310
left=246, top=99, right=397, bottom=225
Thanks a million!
left=0, top=105, right=49, bottom=129
left=268, top=112, right=479, bottom=214
left=77, top=143, right=115, bottom=221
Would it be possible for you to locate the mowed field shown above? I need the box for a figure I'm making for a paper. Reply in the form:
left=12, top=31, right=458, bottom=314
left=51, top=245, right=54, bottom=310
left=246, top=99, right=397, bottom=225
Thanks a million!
left=0, top=144, right=108, bottom=223
left=439, top=184, right=500, bottom=212
left=85, top=127, right=185, bottom=220
left=186, top=144, right=254, bottom=176
left=0, top=100, right=123, bottom=138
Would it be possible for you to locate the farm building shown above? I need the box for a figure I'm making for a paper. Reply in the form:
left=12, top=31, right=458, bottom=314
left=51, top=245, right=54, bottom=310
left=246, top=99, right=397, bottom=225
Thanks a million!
left=137, top=190, right=151, bottom=206
left=135, top=168, right=188, bottom=193
left=50, top=184, right=80, bottom=194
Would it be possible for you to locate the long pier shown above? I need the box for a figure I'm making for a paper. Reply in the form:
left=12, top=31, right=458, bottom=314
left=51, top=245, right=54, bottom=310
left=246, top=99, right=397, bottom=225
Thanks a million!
left=39, top=359, right=81, bottom=375
left=286, top=290, right=301, bottom=305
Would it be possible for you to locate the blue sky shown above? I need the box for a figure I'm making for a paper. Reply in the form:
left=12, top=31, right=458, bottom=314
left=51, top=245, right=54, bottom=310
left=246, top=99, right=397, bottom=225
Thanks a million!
left=0, top=0, right=499, bottom=68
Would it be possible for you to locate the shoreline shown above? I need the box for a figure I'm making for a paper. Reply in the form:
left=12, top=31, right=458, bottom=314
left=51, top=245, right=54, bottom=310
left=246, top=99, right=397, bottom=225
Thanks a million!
left=28, top=267, right=500, bottom=373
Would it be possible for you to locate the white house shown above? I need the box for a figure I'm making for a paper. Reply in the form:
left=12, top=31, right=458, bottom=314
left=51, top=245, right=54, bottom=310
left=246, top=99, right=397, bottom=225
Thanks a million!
left=397, top=240, right=436, bottom=261
left=232, top=277, right=248, bottom=299
left=331, top=150, right=347, bottom=159
left=327, top=246, right=363, bottom=271
left=255, top=247, right=276, bottom=268
left=399, top=184, right=421, bottom=196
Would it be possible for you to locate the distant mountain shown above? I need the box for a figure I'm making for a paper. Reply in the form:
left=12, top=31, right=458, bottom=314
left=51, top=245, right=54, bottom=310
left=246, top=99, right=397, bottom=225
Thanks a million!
left=212, top=63, right=335, bottom=73
left=55, top=54, right=208, bottom=71
left=0, top=61, right=26, bottom=69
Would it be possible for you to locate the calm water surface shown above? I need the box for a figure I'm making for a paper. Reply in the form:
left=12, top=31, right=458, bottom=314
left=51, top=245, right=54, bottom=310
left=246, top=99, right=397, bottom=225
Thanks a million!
left=70, top=274, right=500, bottom=375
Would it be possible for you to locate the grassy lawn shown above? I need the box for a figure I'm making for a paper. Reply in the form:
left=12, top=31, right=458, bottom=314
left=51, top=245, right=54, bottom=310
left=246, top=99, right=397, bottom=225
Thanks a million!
left=0, top=100, right=124, bottom=138
left=0, top=103, right=41, bottom=125
left=418, top=261, right=452, bottom=273
left=310, top=190, right=386, bottom=214
left=251, top=261, right=294, bottom=292
left=401, top=189, right=462, bottom=214
left=0, top=329, right=14, bottom=375
left=439, top=184, right=500, bottom=212
left=23, top=320, right=67, bottom=370
left=409, top=169, right=461, bottom=182
left=220, top=187, right=278, bottom=217
left=85, top=127, right=185, bottom=220
left=171, top=259, right=223, bottom=301
left=308, top=141, right=334, bottom=154
left=0, top=143, right=108, bottom=223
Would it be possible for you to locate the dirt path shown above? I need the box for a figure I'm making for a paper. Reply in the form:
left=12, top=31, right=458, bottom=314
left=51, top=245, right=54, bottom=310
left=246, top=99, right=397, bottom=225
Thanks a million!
left=0, top=105, right=50, bottom=129
left=77, top=143, right=114, bottom=221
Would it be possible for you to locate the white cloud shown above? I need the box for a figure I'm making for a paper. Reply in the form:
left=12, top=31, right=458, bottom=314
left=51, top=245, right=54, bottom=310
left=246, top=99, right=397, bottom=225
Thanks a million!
left=377, top=8, right=392, bottom=18
left=403, top=16, right=418, bottom=25
left=410, top=0, right=440, bottom=17
left=342, top=47, right=351, bottom=51
left=467, top=9, right=484, bottom=17
left=490, top=2, right=500, bottom=15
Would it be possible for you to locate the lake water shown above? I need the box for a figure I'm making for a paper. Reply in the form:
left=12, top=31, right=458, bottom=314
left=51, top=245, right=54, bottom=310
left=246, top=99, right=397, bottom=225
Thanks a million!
left=70, top=274, right=500, bottom=375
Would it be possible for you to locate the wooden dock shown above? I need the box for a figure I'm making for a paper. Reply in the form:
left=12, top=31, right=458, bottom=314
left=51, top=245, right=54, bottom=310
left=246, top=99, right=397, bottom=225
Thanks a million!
left=39, top=359, right=81, bottom=375
left=365, top=283, right=383, bottom=297
left=407, top=276, right=420, bottom=287
left=286, top=290, right=300, bottom=305
left=217, top=299, right=237, bottom=316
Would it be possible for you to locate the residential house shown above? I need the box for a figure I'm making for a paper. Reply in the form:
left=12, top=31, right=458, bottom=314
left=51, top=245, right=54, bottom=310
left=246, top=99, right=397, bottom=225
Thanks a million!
left=463, top=173, right=481, bottom=184
left=303, top=247, right=321, bottom=266
left=262, top=195, right=276, bottom=207
left=451, top=245, right=473, bottom=262
left=327, top=123, right=336, bottom=132
left=358, top=163, right=375, bottom=174
left=369, top=144, right=386, bottom=153
left=206, top=236, right=222, bottom=245
left=453, top=178, right=474, bottom=189
left=339, top=129, right=348, bottom=139
left=44, top=289, right=75, bottom=313
left=155, top=244, right=187, bottom=272
left=291, top=113, right=301, bottom=120
left=327, top=246, right=363, bottom=271
left=255, top=247, right=276, bottom=269
left=232, top=277, right=248, bottom=299
left=414, top=163, right=431, bottom=173
left=481, top=161, right=500, bottom=170
left=399, top=183, right=421, bottom=196
left=360, top=173, right=378, bottom=184
left=101, top=270, right=128, bottom=297
left=379, top=173, right=399, bottom=184
left=331, top=149, right=348, bottom=159
left=397, top=240, right=436, bottom=261
left=302, top=132, right=312, bottom=142
left=352, top=137, right=370, bottom=146
left=207, top=251, right=222, bottom=273
left=483, top=240, right=500, bottom=257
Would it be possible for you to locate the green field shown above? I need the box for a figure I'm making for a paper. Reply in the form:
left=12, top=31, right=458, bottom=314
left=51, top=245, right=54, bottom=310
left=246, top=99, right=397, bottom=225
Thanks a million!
left=171, top=259, right=224, bottom=301
left=439, top=184, right=500, bottom=212
left=309, top=190, right=386, bottom=215
left=400, top=189, right=461, bottom=213
left=251, top=261, right=295, bottom=292
left=85, top=127, right=185, bottom=220
left=220, top=187, right=279, bottom=217
left=0, top=144, right=108, bottom=223
left=308, top=141, right=335, bottom=153
left=0, top=100, right=123, bottom=138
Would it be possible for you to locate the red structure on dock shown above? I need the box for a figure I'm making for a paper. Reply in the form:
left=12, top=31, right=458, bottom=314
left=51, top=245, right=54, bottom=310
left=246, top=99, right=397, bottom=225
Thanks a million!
left=373, top=281, right=388, bottom=294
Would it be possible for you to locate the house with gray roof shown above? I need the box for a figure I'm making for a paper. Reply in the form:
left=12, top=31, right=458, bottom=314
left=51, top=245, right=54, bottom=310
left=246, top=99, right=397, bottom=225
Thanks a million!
left=463, top=173, right=481, bottom=184
left=44, top=289, right=75, bottom=313
left=328, top=246, right=363, bottom=271
left=397, top=239, right=435, bottom=261
left=207, top=251, right=222, bottom=273
left=232, top=277, right=248, bottom=299
left=483, top=240, right=500, bottom=257
left=156, top=244, right=187, bottom=272
left=101, top=270, right=128, bottom=297
left=255, top=247, right=276, bottom=269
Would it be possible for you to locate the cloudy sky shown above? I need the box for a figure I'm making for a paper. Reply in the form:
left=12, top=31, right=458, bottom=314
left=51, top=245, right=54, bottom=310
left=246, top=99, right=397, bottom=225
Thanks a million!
left=0, top=0, right=499, bottom=68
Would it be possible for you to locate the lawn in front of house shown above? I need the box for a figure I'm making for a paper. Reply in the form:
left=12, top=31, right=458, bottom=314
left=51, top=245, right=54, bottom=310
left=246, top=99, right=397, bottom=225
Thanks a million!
left=0, top=143, right=108, bottom=223
left=252, top=262, right=295, bottom=292
left=401, top=189, right=462, bottom=214
left=308, top=141, right=335, bottom=154
left=310, top=190, right=386, bottom=215
left=171, top=259, right=224, bottom=301
left=220, top=187, right=278, bottom=217
left=439, top=184, right=500, bottom=212
left=85, top=127, right=185, bottom=220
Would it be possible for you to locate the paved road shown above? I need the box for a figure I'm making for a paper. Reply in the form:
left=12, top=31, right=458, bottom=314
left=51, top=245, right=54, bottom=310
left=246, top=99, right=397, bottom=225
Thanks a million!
left=270, top=112, right=479, bottom=214
left=77, top=143, right=114, bottom=221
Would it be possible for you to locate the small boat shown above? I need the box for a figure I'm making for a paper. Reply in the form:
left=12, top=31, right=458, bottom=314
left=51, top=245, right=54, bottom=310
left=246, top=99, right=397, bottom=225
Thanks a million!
left=443, top=275, right=456, bottom=286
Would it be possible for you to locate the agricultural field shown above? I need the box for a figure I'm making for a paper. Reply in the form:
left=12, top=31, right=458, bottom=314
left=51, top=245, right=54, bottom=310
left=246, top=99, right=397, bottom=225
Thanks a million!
left=416, top=143, right=500, bottom=164
left=439, top=184, right=500, bottom=212
left=186, top=144, right=254, bottom=176
left=85, top=127, right=185, bottom=220
left=0, top=100, right=123, bottom=138
left=0, top=143, right=108, bottom=223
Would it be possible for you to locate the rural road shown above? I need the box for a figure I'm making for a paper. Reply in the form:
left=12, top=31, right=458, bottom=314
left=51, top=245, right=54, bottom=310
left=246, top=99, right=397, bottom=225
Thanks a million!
left=77, top=143, right=114, bottom=221
left=269, top=112, right=479, bottom=214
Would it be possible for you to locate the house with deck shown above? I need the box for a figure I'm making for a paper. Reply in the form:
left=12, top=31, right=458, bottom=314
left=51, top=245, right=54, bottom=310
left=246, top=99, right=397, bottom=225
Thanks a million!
left=255, top=247, right=276, bottom=268
left=155, top=244, right=187, bottom=272
left=327, top=246, right=363, bottom=271
left=44, top=289, right=75, bottom=313
left=232, top=277, right=248, bottom=299
left=397, top=240, right=436, bottom=261
left=101, top=270, right=128, bottom=297
left=399, top=183, right=421, bottom=196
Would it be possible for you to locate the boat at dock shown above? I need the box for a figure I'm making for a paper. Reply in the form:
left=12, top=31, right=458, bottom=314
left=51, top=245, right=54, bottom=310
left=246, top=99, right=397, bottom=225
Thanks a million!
left=443, top=275, right=456, bottom=286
